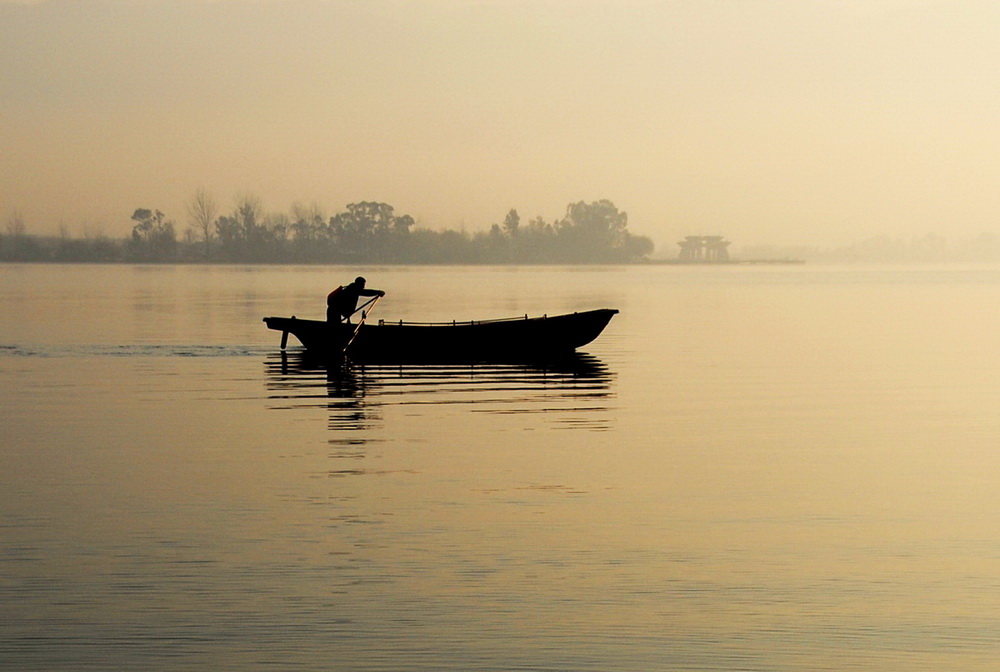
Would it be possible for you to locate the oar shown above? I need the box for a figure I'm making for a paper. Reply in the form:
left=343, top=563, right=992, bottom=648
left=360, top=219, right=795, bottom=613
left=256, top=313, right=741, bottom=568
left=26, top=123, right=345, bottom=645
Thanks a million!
left=342, top=295, right=381, bottom=353
left=352, top=294, right=381, bottom=318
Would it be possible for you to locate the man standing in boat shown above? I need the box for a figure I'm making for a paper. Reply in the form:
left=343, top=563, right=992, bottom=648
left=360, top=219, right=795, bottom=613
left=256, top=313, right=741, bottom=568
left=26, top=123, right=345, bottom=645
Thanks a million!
left=327, top=276, right=385, bottom=323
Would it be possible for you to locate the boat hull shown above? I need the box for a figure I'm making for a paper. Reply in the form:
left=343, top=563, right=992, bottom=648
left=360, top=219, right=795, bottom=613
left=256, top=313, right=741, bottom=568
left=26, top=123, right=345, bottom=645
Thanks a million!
left=263, top=309, right=618, bottom=361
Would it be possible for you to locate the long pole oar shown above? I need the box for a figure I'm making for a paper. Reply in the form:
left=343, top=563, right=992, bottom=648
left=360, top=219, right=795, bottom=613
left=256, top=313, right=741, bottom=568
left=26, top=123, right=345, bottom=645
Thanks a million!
left=352, top=295, right=381, bottom=318
left=342, top=295, right=381, bottom=354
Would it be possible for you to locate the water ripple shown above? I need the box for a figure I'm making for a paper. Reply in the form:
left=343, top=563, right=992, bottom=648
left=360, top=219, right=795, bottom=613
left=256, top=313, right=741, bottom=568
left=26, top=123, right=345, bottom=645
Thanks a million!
left=0, top=343, right=272, bottom=358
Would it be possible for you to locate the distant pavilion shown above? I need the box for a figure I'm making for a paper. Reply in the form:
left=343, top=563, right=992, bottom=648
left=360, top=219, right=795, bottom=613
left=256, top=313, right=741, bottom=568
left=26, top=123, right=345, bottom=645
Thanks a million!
left=677, top=235, right=731, bottom=262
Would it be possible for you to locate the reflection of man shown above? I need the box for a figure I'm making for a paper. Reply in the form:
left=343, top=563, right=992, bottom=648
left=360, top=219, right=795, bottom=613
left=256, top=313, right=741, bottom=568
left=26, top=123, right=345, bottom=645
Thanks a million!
left=327, top=276, right=385, bottom=323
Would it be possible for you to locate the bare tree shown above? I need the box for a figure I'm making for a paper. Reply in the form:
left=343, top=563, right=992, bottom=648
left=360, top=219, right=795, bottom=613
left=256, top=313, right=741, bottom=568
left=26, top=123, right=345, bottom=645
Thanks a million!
left=187, top=188, right=218, bottom=256
left=2, top=210, right=27, bottom=259
left=5, top=209, right=26, bottom=237
left=291, top=201, right=325, bottom=228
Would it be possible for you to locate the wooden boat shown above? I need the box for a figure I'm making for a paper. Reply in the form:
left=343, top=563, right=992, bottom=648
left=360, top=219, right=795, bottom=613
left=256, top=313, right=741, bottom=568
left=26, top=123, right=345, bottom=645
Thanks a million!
left=262, top=308, right=618, bottom=361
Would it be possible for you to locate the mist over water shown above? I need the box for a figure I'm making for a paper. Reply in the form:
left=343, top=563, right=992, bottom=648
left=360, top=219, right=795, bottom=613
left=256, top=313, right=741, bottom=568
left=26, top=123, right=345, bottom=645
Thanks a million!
left=3, top=263, right=1000, bottom=670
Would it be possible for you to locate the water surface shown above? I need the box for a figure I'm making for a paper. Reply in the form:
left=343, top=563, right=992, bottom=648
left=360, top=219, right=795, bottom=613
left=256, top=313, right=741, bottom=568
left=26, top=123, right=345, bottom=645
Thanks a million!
left=3, top=263, right=1000, bottom=670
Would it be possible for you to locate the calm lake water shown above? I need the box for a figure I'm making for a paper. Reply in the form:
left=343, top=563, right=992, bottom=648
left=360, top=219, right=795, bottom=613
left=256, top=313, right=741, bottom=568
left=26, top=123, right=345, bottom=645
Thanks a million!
left=3, top=263, right=1000, bottom=670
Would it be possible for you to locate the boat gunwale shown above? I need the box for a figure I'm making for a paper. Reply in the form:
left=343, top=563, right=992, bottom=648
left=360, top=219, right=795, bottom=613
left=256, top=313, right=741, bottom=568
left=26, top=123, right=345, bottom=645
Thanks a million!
left=372, top=308, right=618, bottom=328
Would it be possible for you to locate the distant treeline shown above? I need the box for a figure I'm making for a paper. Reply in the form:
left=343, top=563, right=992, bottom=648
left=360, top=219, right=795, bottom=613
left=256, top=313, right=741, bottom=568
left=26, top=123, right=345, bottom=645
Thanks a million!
left=0, top=197, right=653, bottom=264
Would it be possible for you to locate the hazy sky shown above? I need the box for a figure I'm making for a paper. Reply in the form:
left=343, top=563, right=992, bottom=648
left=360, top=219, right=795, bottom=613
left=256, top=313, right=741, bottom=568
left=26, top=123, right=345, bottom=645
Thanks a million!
left=3, top=0, right=1000, bottom=249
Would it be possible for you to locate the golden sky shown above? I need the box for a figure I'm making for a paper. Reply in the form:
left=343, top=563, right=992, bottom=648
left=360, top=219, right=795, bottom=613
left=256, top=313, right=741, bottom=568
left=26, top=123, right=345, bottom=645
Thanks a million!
left=3, top=0, right=999, bottom=249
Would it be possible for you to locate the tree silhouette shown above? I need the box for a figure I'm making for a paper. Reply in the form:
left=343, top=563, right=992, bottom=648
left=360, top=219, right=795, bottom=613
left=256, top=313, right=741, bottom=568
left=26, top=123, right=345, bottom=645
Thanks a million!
left=2, top=197, right=655, bottom=264
left=186, top=188, right=218, bottom=258
left=129, top=208, right=176, bottom=261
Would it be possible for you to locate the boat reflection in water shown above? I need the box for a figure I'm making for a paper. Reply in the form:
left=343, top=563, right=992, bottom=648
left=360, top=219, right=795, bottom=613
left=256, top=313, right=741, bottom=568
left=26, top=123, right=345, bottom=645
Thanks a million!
left=264, top=350, right=616, bottom=436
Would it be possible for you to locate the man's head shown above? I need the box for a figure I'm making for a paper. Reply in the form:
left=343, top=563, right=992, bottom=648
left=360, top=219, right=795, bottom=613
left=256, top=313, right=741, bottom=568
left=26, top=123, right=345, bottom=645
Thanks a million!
left=354, top=276, right=366, bottom=287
